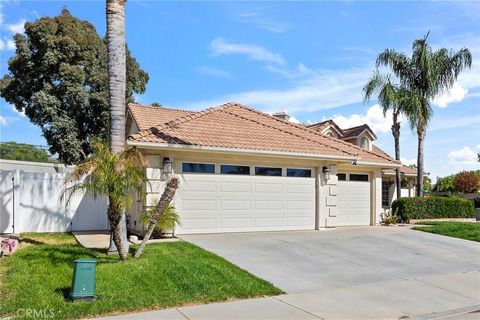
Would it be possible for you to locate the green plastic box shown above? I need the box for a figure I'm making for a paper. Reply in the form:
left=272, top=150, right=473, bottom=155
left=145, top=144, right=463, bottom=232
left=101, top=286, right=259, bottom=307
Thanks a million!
left=70, top=258, right=97, bottom=301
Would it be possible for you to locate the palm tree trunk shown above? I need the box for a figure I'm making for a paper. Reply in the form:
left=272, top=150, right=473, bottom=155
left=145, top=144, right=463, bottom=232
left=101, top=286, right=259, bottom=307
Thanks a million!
left=106, top=0, right=128, bottom=257
left=416, top=124, right=426, bottom=197
left=106, top=0, right=126, bottom=153
left=134, top=178, right=179, bottom=259
left=107, top=199, right=127, bottom=260
left=392, top=112, right=401, bottom=200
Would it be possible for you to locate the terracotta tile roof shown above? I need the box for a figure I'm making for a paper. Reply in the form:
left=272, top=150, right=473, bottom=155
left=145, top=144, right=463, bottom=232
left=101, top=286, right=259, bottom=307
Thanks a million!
left=372, top=146, right=417, bottom=175
left=128, top=103, right=197, bottom=130
left=307, top=120, right=331, bottom=132
left=128, top=103, right=400, bottom=166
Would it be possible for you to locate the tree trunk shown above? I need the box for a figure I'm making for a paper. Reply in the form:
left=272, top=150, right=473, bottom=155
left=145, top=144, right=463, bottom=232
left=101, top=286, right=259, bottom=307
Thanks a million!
left=106, top=0, right=128, bottom=257
left=416, top=124, right=426, bottom=197
left=107, top=199, right=127, bottom=260
left=391, top=111, right=401, bottom=200
left=106, top=0, right=127, bottom=153
left=134, top=178, right=179, bottom=259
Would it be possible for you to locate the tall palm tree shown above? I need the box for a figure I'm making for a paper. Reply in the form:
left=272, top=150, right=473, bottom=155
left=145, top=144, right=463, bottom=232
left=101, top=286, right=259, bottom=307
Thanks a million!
left=363, top=71, right=407, bottom=200
left=376, top=33, right=472, bottom=196
left=65, top=141, right=148, bottom=260
left=106, top=0, right=128, bottom=255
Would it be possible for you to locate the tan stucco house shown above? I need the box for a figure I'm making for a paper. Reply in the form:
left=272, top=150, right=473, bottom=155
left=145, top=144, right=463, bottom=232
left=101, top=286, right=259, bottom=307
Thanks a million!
left=125, top=102, right=415, bottom=235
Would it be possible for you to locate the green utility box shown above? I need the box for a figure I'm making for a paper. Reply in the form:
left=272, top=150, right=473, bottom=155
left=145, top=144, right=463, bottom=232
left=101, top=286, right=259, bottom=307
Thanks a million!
left=70, top=258, right=97, bottom=301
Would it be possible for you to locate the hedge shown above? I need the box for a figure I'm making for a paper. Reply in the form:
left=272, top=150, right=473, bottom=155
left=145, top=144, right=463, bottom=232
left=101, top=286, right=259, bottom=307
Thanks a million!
left=391, top=196, right=475, bottom=222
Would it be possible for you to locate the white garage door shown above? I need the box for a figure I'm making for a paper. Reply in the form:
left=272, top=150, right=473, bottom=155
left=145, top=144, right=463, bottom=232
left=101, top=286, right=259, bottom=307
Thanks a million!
left=337, top=173, right=371, bottom=226
left=175, top=174, right=315, bottom=234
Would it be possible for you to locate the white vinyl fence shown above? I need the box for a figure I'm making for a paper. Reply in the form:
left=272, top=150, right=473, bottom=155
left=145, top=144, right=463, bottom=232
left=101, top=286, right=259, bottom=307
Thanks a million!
left=0, top=170, right=109, bottom=234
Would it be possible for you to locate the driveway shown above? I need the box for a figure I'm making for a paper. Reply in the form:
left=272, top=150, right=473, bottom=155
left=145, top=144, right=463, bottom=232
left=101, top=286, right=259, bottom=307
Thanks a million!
left=180, top=226, right=480, bottom=319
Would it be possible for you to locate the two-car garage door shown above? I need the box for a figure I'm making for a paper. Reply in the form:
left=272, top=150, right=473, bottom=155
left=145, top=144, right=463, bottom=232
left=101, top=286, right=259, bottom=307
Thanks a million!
left=175, top=174, right=315, bottom=234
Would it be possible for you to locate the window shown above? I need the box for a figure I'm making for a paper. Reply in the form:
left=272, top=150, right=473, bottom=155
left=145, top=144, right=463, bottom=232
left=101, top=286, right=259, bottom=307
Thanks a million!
left=350, top=174, right=369, bottom=182
left=361, top=137, right=369, bottom=150
left=182, top=163, right=215, bottom=174
left=287, top=168, right=312, bottom=177
left=255, top=167, right=282, bottom=176
left=337, top=173, right=346, bottom=181
left=382, top=181, right=390, bottom=207
left=220, top=165, right=250, bottom=175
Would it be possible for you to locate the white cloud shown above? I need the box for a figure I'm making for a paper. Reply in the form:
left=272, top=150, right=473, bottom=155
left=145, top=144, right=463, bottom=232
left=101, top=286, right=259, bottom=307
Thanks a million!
left=433, top=83, right=468, bottom=107
left=235, top=11, right=287, bottom=33
left=210, top=37, right=285, bottom=65
left=448, top=146, right=478, bottom=165
left=400, top=157, right=416, bottom=166
left=476, top=144, right=480, bottom=151
left=183, top=67, right=371, bottom=113
left=330, top=104, right=406, bottom=134
left=265, top=63, right=312, bottom=78
left=196, top=66, right=231, bottom=79
left=6, top=19, right=25, bottom=34
left=0, top=37, right=15, bottom=50
left=0, top=115, right=6, bottom=125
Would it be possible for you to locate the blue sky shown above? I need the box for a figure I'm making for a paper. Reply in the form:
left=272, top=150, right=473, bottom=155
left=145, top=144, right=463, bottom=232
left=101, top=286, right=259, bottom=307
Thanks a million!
left=0, top=0, right=479, bottom=181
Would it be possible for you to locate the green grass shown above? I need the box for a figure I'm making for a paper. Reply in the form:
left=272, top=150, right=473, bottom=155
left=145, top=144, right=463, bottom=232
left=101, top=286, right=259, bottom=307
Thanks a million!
left=0, top=233, right=281, bottom=319
left=412, top=221, right=480, bottom=242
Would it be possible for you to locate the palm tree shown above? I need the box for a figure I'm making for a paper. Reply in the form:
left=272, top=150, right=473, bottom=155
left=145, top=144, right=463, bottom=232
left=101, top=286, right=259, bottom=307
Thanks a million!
left=376, top=33, right=472, bottom=196
left=65, top=141, right=147, bottom=260
left=106, top=0, right=128, bottom=254
left=363, top=71, right=407, bottom=200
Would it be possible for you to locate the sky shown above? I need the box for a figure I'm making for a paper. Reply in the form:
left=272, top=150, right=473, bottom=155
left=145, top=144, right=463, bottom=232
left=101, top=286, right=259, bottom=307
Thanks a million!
left=0, top=0, right=479, bottom=181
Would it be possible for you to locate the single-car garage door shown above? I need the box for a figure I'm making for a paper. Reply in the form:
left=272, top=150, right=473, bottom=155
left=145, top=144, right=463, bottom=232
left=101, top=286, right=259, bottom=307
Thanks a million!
left=175, top=170, right=315, bottom=234
left=337, top=172, right=371, bottom=226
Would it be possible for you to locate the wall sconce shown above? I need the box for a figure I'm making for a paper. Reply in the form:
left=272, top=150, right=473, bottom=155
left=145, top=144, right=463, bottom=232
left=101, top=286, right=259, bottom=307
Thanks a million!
left=163, top=157, right=172, bottom=174
left=322, top=166, right=330, bottom=180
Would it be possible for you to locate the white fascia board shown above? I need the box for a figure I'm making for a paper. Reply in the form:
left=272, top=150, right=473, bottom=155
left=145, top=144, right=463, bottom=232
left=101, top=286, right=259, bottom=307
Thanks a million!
left=127, top=141, right=360, bottom=162
left=356, top=160, right=402, bottom=168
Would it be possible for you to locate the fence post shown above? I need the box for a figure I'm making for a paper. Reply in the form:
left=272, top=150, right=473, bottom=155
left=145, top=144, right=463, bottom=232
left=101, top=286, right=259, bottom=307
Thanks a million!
left=12, top=170, right=21, bottom=234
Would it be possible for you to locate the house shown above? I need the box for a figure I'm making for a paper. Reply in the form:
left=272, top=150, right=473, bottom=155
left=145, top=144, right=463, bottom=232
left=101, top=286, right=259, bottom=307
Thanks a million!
left=125, top=102, right=415, bottom=235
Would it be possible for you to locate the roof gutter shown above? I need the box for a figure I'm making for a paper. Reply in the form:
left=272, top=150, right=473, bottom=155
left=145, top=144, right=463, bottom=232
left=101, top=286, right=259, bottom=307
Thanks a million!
left=127, top=141, right=361, bottom=162
left=356, top=160, right=402, bottom=168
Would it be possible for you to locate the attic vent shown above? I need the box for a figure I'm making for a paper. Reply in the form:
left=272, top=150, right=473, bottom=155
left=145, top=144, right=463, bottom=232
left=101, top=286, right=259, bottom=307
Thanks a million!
left=272, top=111, right=290, bottom=121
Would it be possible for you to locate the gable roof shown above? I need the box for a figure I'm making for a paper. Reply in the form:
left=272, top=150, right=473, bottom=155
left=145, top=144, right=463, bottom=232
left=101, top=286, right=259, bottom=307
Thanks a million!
left=128, top=103, right=400, bottom=166
left=342, top=124, right=377, bottom=140
left=372, top=146, right=417, bottom=175
left=128, top=103, right=197, bottom=130
left=308, top=120, right=344, bottom=137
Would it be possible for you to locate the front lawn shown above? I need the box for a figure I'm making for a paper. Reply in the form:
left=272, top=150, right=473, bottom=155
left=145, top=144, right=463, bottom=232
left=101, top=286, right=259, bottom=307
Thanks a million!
left=412, top=221, right=480, bottom=242
left=0, top=233, right=281, bottom=319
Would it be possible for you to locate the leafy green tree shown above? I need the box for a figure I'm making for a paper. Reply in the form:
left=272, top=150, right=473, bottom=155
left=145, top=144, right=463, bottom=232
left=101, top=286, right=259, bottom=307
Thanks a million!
left=433, top=175, right=455, bottom=193
left=0, top=141, right=51, bottom=162
left=376, top=33, right=472, bottom=196
left=65, top=140, right=148, bottom=260
left=0, top=9, right=149, bottom=165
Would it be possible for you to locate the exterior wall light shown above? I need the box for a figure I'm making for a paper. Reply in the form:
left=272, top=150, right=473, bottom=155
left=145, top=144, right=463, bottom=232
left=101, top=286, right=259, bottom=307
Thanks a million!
left=163, top=157, right=173, bottom=174
left=322, top=166, right=330, bottom=180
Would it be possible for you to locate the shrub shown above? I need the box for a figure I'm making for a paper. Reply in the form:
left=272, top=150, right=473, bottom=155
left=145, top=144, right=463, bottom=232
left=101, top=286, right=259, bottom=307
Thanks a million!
left=380, top=210, right=398, bottom=226
left=453, top=171, right=480, bottom=193
left=473, top=198, right=480, bottom=208
left=391, top=196, right=474, bottom=223
left=139, top=205, right=181, bottom=238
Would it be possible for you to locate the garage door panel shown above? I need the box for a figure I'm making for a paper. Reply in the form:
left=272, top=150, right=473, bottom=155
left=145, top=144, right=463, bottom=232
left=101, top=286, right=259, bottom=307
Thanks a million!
left=254, top=200, right=283, bottom=211
left=220, top=200, right=251, bottom=210
left=220, top=181, right=251, bottom=192
left=219, top=218, right=253, bottom=229
left=182, top=199, right=217, bottom=210
left=255, top=182, right=284, bottom=193
left=176, top=174, right=315, bottom=234
left=255, top=217, right=284, bottom=228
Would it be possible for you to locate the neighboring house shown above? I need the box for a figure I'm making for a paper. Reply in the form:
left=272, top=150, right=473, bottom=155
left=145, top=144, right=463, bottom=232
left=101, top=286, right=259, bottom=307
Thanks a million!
left=125, top=103, right=415, bottom=235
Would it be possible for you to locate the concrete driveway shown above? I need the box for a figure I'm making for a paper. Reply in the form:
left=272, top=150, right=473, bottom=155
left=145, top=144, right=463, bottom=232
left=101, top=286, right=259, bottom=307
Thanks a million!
left=180, top=226, right=480, bottom=319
